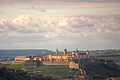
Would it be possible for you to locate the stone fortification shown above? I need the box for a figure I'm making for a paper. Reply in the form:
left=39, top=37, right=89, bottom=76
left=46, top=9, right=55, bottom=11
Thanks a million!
left=69, top=61, right=80, bottom=69
left=12, top=60, right=25, bottom=64
left=0, top=60, right=12, bottom=64
left=0, top=60, right=69, bottom=65
left=42, top=61, right=69, bottom=65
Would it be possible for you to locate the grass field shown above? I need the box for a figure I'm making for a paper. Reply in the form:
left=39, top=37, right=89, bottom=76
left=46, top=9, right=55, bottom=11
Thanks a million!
left=0, top=64, right=120, bottom=78
left=27, top=65, right=79, bottom=78
left=0, top=64, right=22, bottom=70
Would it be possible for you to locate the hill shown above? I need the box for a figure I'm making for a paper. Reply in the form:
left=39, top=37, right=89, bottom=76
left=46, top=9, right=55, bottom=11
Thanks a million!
left=0, top=49, right=55, bottom=60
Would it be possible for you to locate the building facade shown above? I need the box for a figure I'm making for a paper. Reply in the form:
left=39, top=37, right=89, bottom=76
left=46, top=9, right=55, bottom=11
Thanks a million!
left=48, top=49, right=89, bottom=61
left=33, top=56, right=43, bottom=61
left=14, top=49, right=89, bottom=62
left=48, top=49, right=73, bottom=61
left=14, top=56, right=32, bottom=61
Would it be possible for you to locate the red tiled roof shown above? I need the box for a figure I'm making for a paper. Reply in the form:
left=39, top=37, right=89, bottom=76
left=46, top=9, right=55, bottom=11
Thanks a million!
left=51, top=53, right=72, bottom=56
left=33, top=56, right=42, bottom=58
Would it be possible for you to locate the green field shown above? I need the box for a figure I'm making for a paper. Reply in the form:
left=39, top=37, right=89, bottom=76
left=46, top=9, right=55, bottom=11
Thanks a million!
left=0, top=64, right=120, bottom=79
left=0, top=64, right=79, bottom=78
left=27, top=65, right=79, bottom=78
left=0, top=64, right=22, bottom=70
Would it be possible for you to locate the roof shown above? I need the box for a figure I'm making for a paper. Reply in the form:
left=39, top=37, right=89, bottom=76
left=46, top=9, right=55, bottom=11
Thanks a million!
left=25, top=56, right=32, bottom=58
left=15, top=56, right=26, bottom=58
left=50, top=53, right=72, bottom=56
left=33, top=56, right=42, bottom=58
left=43, top=55, right=49, bottom=58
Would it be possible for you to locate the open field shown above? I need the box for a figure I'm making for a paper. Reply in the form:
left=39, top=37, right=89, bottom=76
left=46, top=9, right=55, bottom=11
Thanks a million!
left=0, top=63, right=120, bottom=79
left=0, top=64, right=22, bottom=70
left=27, top=65, right=79, bottom=78
left=27, top=65, right=120, bottom=78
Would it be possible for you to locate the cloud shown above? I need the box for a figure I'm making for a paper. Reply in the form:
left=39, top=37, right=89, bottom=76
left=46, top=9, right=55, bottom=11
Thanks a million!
left=0, top=0, right=120, bottom=8
left=0, top=15, right=120, bottom=36
left=0, top=15, right=120, bottom=49
left=0, top=0, right=120, bottom=19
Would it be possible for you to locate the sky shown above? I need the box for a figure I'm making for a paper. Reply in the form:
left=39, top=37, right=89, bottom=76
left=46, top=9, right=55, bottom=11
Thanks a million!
left=0, top=0, right=120, bottom=51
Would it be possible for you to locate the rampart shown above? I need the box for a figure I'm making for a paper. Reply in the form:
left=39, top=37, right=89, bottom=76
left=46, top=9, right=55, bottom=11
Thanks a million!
left=0, top=60, right=12, bottom=64
left=12, top=60, right=25, bottom=64
left=42, top=61, right=69, bottom=65
left=0, top=60, right=69, bottom=65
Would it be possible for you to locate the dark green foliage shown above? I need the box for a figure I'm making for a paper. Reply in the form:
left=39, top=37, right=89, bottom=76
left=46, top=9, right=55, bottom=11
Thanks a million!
left=95, top=59, right=113, bottom=62
left=86, top=64, right=120, bottom=78
left=0, top=67, right=30, bottom=80
left=26, top=65, right=80, bottom=78
left=0, top=65, right=58, bottom=80
left=27, top=65, right=71, bottom=78
left=30, top=74, right=57, bottom=80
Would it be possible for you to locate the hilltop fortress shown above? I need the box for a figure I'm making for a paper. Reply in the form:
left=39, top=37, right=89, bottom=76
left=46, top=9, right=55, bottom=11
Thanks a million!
left=0, top=49, right=89, bottom=69
left=11, top=49, right=90, bottom=69
left=13, top=49, right=89, bottom=62
left=48, top=49, right=89, bottom=61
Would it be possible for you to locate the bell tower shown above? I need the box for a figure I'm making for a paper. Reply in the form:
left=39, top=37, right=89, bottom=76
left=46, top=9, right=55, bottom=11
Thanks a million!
left=86, top=50, right=89, bottom=55
left=56, top=49, right=59, bottom=54
left=64, top=49, right=67, bottom=54
left=75, top=49, right=78, bottom=53
left=75, top=49, right=79, bottom=55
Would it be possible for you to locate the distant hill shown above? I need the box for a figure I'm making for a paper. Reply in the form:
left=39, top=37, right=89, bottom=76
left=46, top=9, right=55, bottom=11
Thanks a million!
left=0, top=49, right=55, bottom=60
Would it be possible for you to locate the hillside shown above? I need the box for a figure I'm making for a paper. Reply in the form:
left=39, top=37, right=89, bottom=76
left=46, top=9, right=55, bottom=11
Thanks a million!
left=0, top=49, right=55, bottom=60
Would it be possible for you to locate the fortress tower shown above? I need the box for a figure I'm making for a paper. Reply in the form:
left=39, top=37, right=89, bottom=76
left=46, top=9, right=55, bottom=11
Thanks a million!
left=75, top=49, right=79, bottom=55
left=75, top=49, right=78, bottom=53
left=86, top=50, right=89, bottom=55
left=56, top=49, right=59, bottom=54
left=64, top=49, right=67, bottom=54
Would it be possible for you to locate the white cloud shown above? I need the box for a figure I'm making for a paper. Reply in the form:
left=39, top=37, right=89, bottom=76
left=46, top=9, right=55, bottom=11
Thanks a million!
left=0, top=15, right=120, bottom=49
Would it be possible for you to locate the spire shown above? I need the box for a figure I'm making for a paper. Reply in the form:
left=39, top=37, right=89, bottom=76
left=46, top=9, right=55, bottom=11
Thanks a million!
left=64, top=49, right=67, bottom=54
left=56, top=49, right=59, bottom=54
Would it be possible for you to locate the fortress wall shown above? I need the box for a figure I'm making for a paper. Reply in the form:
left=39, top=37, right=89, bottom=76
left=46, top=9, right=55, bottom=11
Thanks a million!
left=0, top=60, right=12, bottom=64
left=0, top=60, right=69, bottom=65
left=12, top=60, right=25, bottom=64
left=42, top=61, right=69, bottom=65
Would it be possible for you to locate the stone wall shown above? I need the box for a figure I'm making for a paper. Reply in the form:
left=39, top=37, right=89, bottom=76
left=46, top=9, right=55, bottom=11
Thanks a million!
left=69, top=61, right=80, bottom=69
left=42, top=61, right=69, bottom=65
left=12, top=60, right=25, bottom=64
left=0, top=60, right=69, bottom=65
left=0, top=60, right=12, bottom=64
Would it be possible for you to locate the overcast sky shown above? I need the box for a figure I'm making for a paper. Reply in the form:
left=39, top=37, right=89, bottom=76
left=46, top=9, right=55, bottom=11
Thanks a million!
left=0, top=0, right=120, bottom=51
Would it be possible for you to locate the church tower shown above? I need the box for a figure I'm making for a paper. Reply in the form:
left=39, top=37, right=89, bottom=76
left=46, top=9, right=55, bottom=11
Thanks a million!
left=75, top=49, right=79, bottom=53
left=75, top=49, right=79, bottom=55
left=86, top=50, right=89, bottom=55
left=64, top=49, right=67, bottom=54
left=56, top=49, right=59, bottom=54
